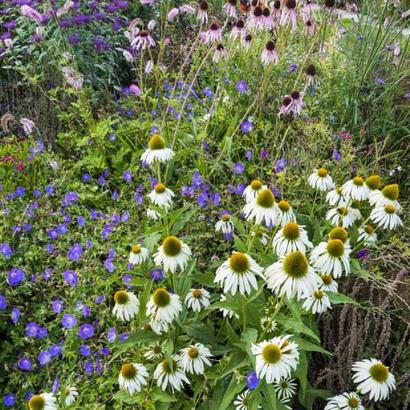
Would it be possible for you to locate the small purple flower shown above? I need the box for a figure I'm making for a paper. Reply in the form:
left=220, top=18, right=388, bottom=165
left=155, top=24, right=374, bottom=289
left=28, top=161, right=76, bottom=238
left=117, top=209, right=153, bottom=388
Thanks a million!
left=332, top=148, right=341, bottom=161
left=63, top=270, right=78, bottom=286
left=84, top=361, right=94, bottom=374
left=123, top=170, right=133, bottom=183
left=0, top=295, right=6, bottom=310
left=80, top=345, right=91, bottom=357
left=374, top=77, right=385, bottom=85
left=233, top=162, right=245, bottom=174
left=95, top=295, right=105, bottom=304
left=37, top=350, right=52, bottom=366
left=52, top=377, right=59, bottom=394
left=260, top=149, right=269, bottom=159
left=245, top=149, right=253, bottom=161
left=104, top=258, right=115, bottom=273
left=7, top=267, right=26, bottom=287
left=240, top=119, right=253, bottom=133
left=18, top=357, right=32, bottom=371
left=61, top=314, right=77, bottom=329
left=0, top=243, right=12, bottom=258
left=202, top=141, right=210, bottom=151
left=357, top=249, right=369, bottom=260
left=119, top=332, right=129, bottom=342
left=25, top=322, right=40, bottom=337
left=82, top=173, right=92, bottom=183
left=11, top=308, right=20, bottom=324
left=236, top=80, right=249, bottom=94
left=150, top=268, right=164, bottom=281
left=52, top=299, right=64, bottom=314
left=107, top=327, right=117, bottom=342
left=246, top=370, right=260, bottom=390
left=78, top=323, right=94, bottom=339
left=49, top=344, right=62, bottom=357
left=275, top=158, right=288, bottom=173
left=122, top=274, right=132, bottom=288
left=67, top=243, right=83, bottom=261
left=3, top=393, right=15, bottom=407
left=61, top=191, right=79, bottom=207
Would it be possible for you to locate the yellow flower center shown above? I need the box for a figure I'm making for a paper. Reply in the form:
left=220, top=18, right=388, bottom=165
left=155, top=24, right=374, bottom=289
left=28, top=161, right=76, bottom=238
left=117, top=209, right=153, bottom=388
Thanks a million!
left=366, top=175, right=381, bottom=190
left=382, top=184, right=399, bottom=201
left=154, top=183, right=166, bottom=194
left=313, top=289, right=325, bottom=299
left=278, top=200, right=291, bottom=212
left=114, top=290, right=129, bottom=305
left=121, top=363, right=137, bottom=379
left=353, top=176, right=364, bottom=186
left=283, top=251, right=309, bottom=278
left=364, top=225, right=374, bottom=235
left=317, top=168, right=328, bottom=177
left=221, top=214, right=230, bottom=222
left=369, top=363, right=389, bottom=383
left=327, top=239, right=345, bottom=257
left=384, top=204, right=396, bottom=214
left=262, top=344, right=282, bottom=364
left=329, top=227, right=348, bottom=243
left=192, top=289, right=202, bottom=299
left=162, top=359, right=177, bottom=374
left=336, top=187, right=342, bottom=195
left=188, top=347, right=199, bottom=359
left=250, top=179, right=262, bottom=190
left=154, top=345, right=162, bottom=354
left=347, top=397, right=360, bottom=408
left=131, top=244, right=141, bottom=253
left=152, top=288, right=171, bottom=307
left=256, top=189, right=275, bottom=208
left=229, top=252, right=250, bottom=273
left=29, top=396, right=45, bottom=410
left=337, top=207, right=348, bottom=216
left=282, top=222, right=300, bottom=240
left=162, top=236, right=182, bottom=256
left=351, top=200, right=361, bottom=209
left=148, top=134, right=166, bottom=150
left=321, top=273, right=333, bottom=285
left=143, top=323, right=152, bottom=331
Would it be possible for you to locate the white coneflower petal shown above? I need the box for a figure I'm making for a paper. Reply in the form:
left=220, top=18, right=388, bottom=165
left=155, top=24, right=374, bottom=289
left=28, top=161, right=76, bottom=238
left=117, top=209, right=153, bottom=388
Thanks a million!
left=185, top=288, right=210, bottom=312
left=148, top=183, right=175, bottom=210
left=252, top=335, right=299, bottom=383
left=129, top=244, right=149, bottom=265
left=326, top=206, right=358, bottom=229
left=352, top=359, right=396, bottom=402
left=118, top=363, right=149, bottom=395
left=265, top=251, right=321, bottom=300
left=308, top=168, right=335, bottom=192
left=63, top=386, right=78, bottom=406
left=215, top=214, right=234, bottom=235
left=28, top=393, right=57, bottom=410
left=234, top=390, right=258, bottom=410
left=274, top=378, right=297, bottom=402
left=243, top=179, right=267, bottom=203
left=319, top=273, right=338, bottom=293
left=260, top=316, right=278, bottom=334
left=369, top=184, right=401, bottom=210
left=154, top=356, right=190, bottom=392
left=252, top=229, right=269, bottom=246
left=243, top=189, right=278, bottom=227
left=325, top=392, right=364, bottom=410
left=272, top=222, right=313, bottom=257
left=214, top=252, right=264, bottom=295
left=113, top=290, right=139, bottom=322
left=147, top=288, right=182, bottom=325
left=219, top=294, right=239, bottom=319
left=154, top=236, right=192, bottom=273
left=141, top=134, right=175, bottom=165
left=276, top=200, right=296, bottom=226
left=370, top=204, right=403, bottom=230
left=144, top=342, right=165, bottom=361
left=179, top=343, right=212, bottom=374
left=358, top=225, right=378, bottom=244
left=326, top=187, right=347, bottom=207
left=147, top=208, right=161, bottom=220
left=342, top=177, right=369, bottom=201
left=302, top=289, right=332, bottom=314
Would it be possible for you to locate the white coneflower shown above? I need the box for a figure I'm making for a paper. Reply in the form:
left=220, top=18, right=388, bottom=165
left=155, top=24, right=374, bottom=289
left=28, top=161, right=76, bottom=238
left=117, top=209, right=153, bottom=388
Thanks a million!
left=280, top=0, right=298, bottom=31
left=215, top=212, right=234, bottom=237
left=185, top=288, right=210, bottom=312
left=147, top=288, right=182, bottom=325
left=234, top=390, right=253, bottom=410
left=243, top=189, right=278, bottom=227
left=358, top=225, right=378, bottom=244
left=365, top=175, right=382, bottom=191
left=303, top=289, right=331, bottom=314
left=140, top=134, right=175, bottom=165
left=219, top=294, right=239, bottom=319
left=260, top=316, right=278, bottom=334
left=28, top=393, right=57, bottom=410
left=113, top=290, right=139, bottom=322
left=252, top=335, right=299, bottom=383
left=326, top=206, right=357, bottom=228
left=247, top=6, right=265, bottom=31
left=147, top=208, right=161, bottom=220
left=328, top=227, right=349, bottom=244
left=319, top=273, right=338, bottom=293
left=272, top=222, right=313, bottom=256
left=326, top=187, right=346, bottom=207
left=352, top=359, right=396, bottom=402
left=154, top=236, right=192, bottom=273
left=276, top=200, right=296, bottom=226
left=308, top=168, right=335, bottom=192
left=342, top=177, right=369, bottom=201
left=179, top=343, right=212, bottom=374
left=243, top=179, right=267, bottom=203
left=129, top=244, right=149, bottom=265
left=118, top=363, right=149, bottom=395
left=369, top=184, right=401, bottom=210
left=223, top=0, right=238, bottom=18
left=63, top=386, right=78, bottom=406
left=213, top=44, right=228, bottom=63
left=252, top=229, right=270, bottom=246
left=215, top=252, right=264, bottom=295
left=197, top=0, right=209, bottom=24
left=370, top=204, right=403, bottom=230
left=274, top=378, right=297, bottom=402
left=261, top=40, right=278, bottom=65
left=311, top=239, right=351, bottom=278
left=154, top=356, right=190, bottom=392
left=265, top=251, right=321, bottom=300
left=148, top=183, right=175, bottom=210
left=325, top=392, right=364, bottom=410
left=206, top=22, right=222, bottom=43
left=144, top=342, right=165, bottom=361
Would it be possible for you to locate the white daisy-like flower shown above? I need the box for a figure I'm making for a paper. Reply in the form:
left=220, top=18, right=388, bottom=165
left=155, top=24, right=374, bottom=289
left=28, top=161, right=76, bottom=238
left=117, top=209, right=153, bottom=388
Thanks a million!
left=370, top=204, right=403, bottom=230
left=140, top=134, right=175, bottom=165
left=147, top=208, right=161, bottom=220
left=185, top=288, right=210, bottom=312
left=219, top=294, right=239, bottom=319
left=179, top=343, right=212, bottom=374
left=276, top=200, right=296, bottom=226
left=307, top=168, right=335, bottom=192
left=252, top=229, right=269, bottom=246
left=147, top=287, right=182, bottom=323
left=154, top=356, right=190, bottom=392
left=272, top=222, right=313, bottom=257
left=118, top=363, right=149, bottom=395
left=144, top=342, right=166, bottom=361
left=63, top=386, right=78, bottom=406
left=113, top=290, right=139, bottom=322
left=328, top=227, right=350, bottom=244
left=274, top=378, right=297, bottom=402
left=265, top=251, right=321, bottom=300
left=129, top=244, right=149, bottom=265
left=352, top=359, right=396, bottom=402
left=260, top=316, right=278, bottom=334
left=214, top=252, right=264, bottom=295
left=311, top=239, right=351, bottom=278
left=28, top=393, right=57, bottom=410
left=365, top=175, right=382, bottom=191
left=319, top=273, right=338, bottom=293
left=234, top=390, right=257, bottom=410
left=326, top=187, right=347, bottom=207
left=358, top=225, right=378, bottom=244
left=326, top=206, right=358, bottom=228
left=325, top=392, right=364, bottom=410
left=149, top=318, right=171, bottom=335
left=303, top=289, right=332, bottom=314
left=154, top=236, right=192, bottom=273
left=252, top=335, right=299, bottom=383
left=242, top=179, right=267, bottom=203
left=243, top=189, right=278, bottom=227
left=342, top=177, right=369, bottom=201
left=148, top=183, right=174, bottom=210
left=215, top=213, right=234, bottom=236
left=369, top=184, right=401, bottom=210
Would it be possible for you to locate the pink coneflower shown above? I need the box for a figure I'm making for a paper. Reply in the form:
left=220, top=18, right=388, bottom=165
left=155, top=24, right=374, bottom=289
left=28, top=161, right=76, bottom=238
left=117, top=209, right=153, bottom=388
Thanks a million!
left=280, top=0, right=298, bottom=31
left=230, top=19, right=245, bottom=40
left=247, top=6, right=264, bottom=31
left=290, top=91, right=304, bottom=114
left=304, top=64, right=316, bottom=85
left=278, top=95, right=293, bottom=116
left=213, top=44, right=227, bottom=63
left=262, top=7, right=274, bottom=30
left=167, top=7, right=179, bottom=21
left=223, top=0, right=238, bottom=18
left=305, top=19, right=315, bottom=37
left=302, top=0, right=319, bottom=21
left=272, top=0, right=281, bottom=20
left=179, top=5, right=196, bottom=14
left=132, top=30, right=155, bottom=51
left=206, top=23, right=223, bottom=44
left=198, top=1, right=209, bottom=25
left=242, top=33, right=253, bottom=48
left=261, top=40, right=278, bottom=65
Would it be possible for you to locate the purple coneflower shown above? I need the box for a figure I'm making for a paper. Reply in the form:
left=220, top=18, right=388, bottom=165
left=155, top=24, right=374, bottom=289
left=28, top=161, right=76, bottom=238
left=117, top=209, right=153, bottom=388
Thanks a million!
left=305, top=19, right=316, bottom=37
left=197, top=1, right=209, bottom=25
left=302, top=0, right=319, bottom=21
left=223, top=0, right=238, bottom=18
left=247, top=6, right=265, bottom=31
left=231, top=19, right=245, bottom=40
left=280, top=0, right=298, bottom=31
left=213, top=44, right=227, bottom=63
left=262, top=7, right=274, bottom=30
left=206, top=22, right=223, bottom=43
left=132, top=30, right=155, bottom=51
left=241, top=33, right=252, bottom=48
left=261, top=41, right=278, bottom=65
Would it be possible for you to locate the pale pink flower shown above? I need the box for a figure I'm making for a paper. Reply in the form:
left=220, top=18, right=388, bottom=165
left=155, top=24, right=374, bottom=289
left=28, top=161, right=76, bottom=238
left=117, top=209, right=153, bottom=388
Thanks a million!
left=132, top=30, right=155, bottom=51
left=278, top=96, right=293, bottom=117
left=140, top=0, right=154, bottom=5
left=168, top=7, right=179, bottom=21
left=213, top=44, right=227, bottom=63
left=198, top=1, right=209, bottom=25
left=20, top=5, right=45, bottom=24
left=230, top=19, right=245, bottom=40
left=247, top=6, right=265, bottom=31
left=145, top=60, right=154, bottom=74
left=261, top=41, right=278, bottom=65
left=179, top=5, right=196, bottom=14
left=280, top=0, right=298, bottom=31
left=205, top=23, right=223, bottom=44
left=305, top=19, right=316, bottom=37
left=241, top=33, right=253, bottom=49
left=62, top=67, right=84, bottom=90
left=302, top=0, right=319, bottom=21
left=223, top=0, right=238, bottom=18
left=20, top=118, right=35, bottom=134
left=129, top=84, right=141, bottom=96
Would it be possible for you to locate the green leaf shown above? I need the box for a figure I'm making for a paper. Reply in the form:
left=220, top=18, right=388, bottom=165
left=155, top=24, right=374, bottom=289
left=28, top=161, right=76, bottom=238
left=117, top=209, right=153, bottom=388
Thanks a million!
left=151, top=387, right=177, bottom=403
left=295, top=351, right=308, bottom=399
left=292, top=336, right=332, bottom=356
left=327, top=291, right=361, bottom=307
left=219, top=375, right=245, bottom=410
left=276, top=314, right=320, bottom=342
